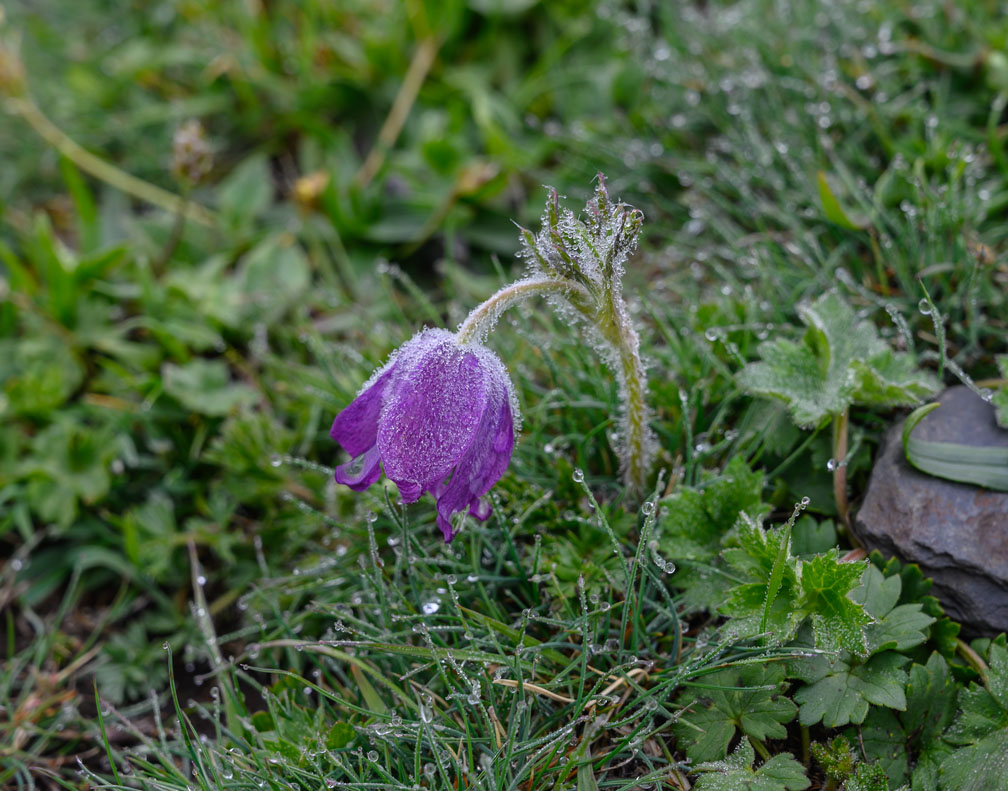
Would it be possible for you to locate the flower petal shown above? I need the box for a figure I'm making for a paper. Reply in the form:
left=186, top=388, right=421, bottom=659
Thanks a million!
left=435, top=360, right=515, bottom=542
left=330, top=366, right=396, bottom=457
left=378, top=330, right=489, bottom=494
left=334, top=445, right=382, bottom=491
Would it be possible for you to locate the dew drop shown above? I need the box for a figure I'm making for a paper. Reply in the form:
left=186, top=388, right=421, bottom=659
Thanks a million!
left=572, top=469, right=585, bottom=483
left=826, top=458, right=837, bottom=471
left=917, top=298, right=932, bottom=315
left=422, top=600, right=440, bottom=615
left=800, top=496, right=811, bottom=507
left=269, top=454, right=283, bottom=468
left=641, top=501, right=655, bottom=515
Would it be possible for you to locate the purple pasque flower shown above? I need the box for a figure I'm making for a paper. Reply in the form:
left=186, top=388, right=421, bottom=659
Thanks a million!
left=330, top=328, right=519, bottom=542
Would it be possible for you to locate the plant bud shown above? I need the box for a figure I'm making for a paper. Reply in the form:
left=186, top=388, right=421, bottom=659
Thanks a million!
left=171, top=119, right=213, bottom=185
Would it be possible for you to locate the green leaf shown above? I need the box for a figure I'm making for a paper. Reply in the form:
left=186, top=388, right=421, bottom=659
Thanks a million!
left=673, top=663, right=797, bottom=762
left=854, top=707, right=908, bottom=787
left=842, top=761, right=889, bottom=791
left=851, top=565, right=934, bottom=654
left=810, top=736, right=856, bottom=784
left=0, top=336, right=85, bottom=417
left=325, top=722, right=355, bottom=749
left=659, top=457, right=765, bottom=610
left=791, top=516, right=838, bottom=558
left=693, top=739, right=811, bottom=791
left=250, top=710, right=274, bottom=732
left=738, top=293, right=938, bottom=428
left=817, top=171, right=869, bottom=230
left=217, top=154, right=273, bottom=223
left=350, top=664, right=387, bottom=715
left=905, top=653, right=960, bottom=745
left=939, top=729, right=1008, bottom=791
left=799, top=551, right=871, bottom=655
left=21, top=420, right=118, bottom=529
left=793, top=651, right=909, bottom=728
left=162, top=359, right=258, bottom=417
left=902, top=401, right=1008, bottom=491
left=237, top=233, right=311, bottom=322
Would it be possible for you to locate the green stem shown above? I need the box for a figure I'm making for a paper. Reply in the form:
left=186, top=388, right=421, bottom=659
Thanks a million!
left=832, top=408, right=852, bottom=532
left=455, top=277, right=589, bottom=343
left=5, top=96, right=216, bottom=226
left=750, top=735, right=771, bottom=761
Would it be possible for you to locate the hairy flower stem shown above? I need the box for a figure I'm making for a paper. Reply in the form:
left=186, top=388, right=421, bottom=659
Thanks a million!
left=456, top=277, right=590, bottom=343
left=596, top=294, right=651, bottom=495
left=458, top=275, right=653, bottom=495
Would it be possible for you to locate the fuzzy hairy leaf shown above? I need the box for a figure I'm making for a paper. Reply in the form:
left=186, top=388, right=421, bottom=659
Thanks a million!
left=659, top=457, right=765, bottom=610
left=721, top=527, right=871, bottom=652
left=799, top=551, right=872, bottom=655
left=738, top=292, right=938, bottom=428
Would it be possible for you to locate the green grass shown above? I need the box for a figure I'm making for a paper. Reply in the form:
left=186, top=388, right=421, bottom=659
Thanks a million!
left=4, top=1, right=1008, bottom=790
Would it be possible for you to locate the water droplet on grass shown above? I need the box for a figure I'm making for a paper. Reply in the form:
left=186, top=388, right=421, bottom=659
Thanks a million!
left=572, top=469, right=584, bottom=483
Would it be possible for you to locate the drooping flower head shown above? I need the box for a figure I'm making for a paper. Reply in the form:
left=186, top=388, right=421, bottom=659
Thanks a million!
left=330, top=329, right=519, bottom=542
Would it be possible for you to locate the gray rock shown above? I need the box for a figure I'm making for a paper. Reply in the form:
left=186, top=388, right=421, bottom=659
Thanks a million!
left=853, top=386, right=1008, bottom=636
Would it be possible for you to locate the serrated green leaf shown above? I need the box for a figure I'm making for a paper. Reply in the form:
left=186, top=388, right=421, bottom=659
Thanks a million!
left=738, top=293, right=938, bottom=428
left=694, top=739, right=811, bottom=791
left=938, top=729, right=1008, bottom=791
left=0, top=336, right=85, bottom=417
left=904, top=653, right=959, bottom=745
left=843, top=761, right=890, bottom=791
left=674, top=664, right=796, bottom=762
left=854, top=707, right=909, bottom=787
left=851, top=565, right=934, bottom=654
left=660, top=457, right=765, bottom=611
left=799, top=551, right=871, bottom=655
left=794, top=651, right=909, bottom=728
left=720, top=517, right=803, bottom=642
